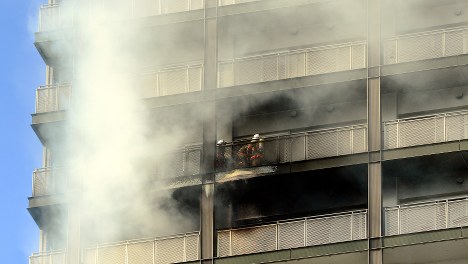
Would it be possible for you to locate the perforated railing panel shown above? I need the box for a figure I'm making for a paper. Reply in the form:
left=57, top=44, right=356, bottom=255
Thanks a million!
left=188, top=67, right=202, bottom=92
left=352, top=44, right=366, bottom=69
left=218, top=62, right=234, bottom=87
left=307, top=131, right=338, bottom=159
left=385, top=208, right=399, bottom=236
left=398, top=117, right=441, bottom=147
left=159, top=69, right=186, bottom=96
left=97, top=245, right=126, bottom=264
left=162, top=0, right=188, bottom=13
left=384, top=28, right=468, bottom=64
left=230, top=225, right=277, bottom=255
left=384, top=123, right=398, bottom=149
left=278, top=221, right=305, bottom=250
left=307, top=215, right=352, bottom=246
left=218, top=231, right=231, bottom=257
left=127, top=241, right=153, bottom=264
left=352, top=127, right=367, bottom=153
left=399, top=204, right=444, bottom=234
left=290, top=135, right=306, bottom=162
left=185, top=234, right=199, bottom=261
left=352, top=212, right=367, bottom=240
left=185, top=149, right=201, bottom=175
left=445, top=31, right=465, bottom=56
left=398, top=34, right=443, bottom=63
left=156, top=237, right=185, bottom=264
left=218, top=42, right=366, bottom=87
left=448, top=199, right=468, bottom=228
left=37, top=88, right=57, bottom=113
left=83, top=248, right=97, bottom=264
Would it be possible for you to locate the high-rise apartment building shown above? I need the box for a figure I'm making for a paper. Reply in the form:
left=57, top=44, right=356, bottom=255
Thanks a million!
left=29, top=0, right=468, bottom=264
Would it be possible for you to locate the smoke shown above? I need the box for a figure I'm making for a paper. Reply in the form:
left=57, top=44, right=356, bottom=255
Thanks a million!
left=49, top=1, right=200, bottom=246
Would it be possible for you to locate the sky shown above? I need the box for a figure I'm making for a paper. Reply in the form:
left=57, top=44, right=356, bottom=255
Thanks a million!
left=0, top=0, right=47, bottom=263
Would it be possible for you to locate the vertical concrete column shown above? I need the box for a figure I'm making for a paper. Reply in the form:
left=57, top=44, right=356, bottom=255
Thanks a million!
left=367, top=0, right=383, bottom=263
left=201, top=1, right=218, bottom=263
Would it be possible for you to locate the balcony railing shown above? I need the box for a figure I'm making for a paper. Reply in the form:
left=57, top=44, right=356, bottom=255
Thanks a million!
left=384, top=110, right=468, bottom=149
left=218, top=210, right=367, bottom=257
left=39, top=4, right=73, bottom=31
left=32, top=167, right=65, bottom=197
left=139, top=64, right=203, bottom=98
left=384, top=26, right=468, bottom=65
left=38, top=1, right=204, bottom=32
left=216, top=124, right=367, bottom=171
left=30, top=250, right=65, bottom=264
left=385, top=197, right=468, bottom=236
left=218, top=0, right=260, bottom=6
left=83, top=232, right=199, bottom=264
left=218, top=41, right=366, bottom=88
left=159, top=145, right=202, bottom=178
left=36, top=84, right=71, bottom=114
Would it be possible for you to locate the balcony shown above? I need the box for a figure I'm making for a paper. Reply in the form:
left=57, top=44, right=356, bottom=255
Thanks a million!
left=218, top=41, right=366, bottom=88
left=139, top=64, right=203, bottom=98
left=38, top=1, right=204, bottom=32
left=216, top=124, right=367, bottom=174
left=217, top=210, right=367, bottom=257
left=384, top=26, right=468, bottom=65
left=32, top=167, right=65, bottom=197
left=83, top=232, right=199, bottom=264
left=29, top=250, right=65, bottom=264
left=35, top=84, right=71, bottom=114
left=159, top=145, right=202, bottom=179
left=385, top=196, right=468, bottom=236
left=384, top=110, right=468, bottom=149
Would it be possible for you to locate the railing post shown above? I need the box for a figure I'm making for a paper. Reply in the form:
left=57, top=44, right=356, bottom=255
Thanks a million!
left=304, top=218, right=307, bottom=247
left=349, top=45, right=353, bottom=70
left=397, top=206, right=401, bottom=235
left=275, top=222, right=279, bottom=250
left=276, top=54, right=280, bottom=80
left=229, top=230, right=232, bottom=256
left=445, top=200, right=449, bottom=228
left=125, top=243, right=129, bottom=264
left=443, top=114, right=447, bottom=142
left=350, top=212, right=354, bottom=240
left=350, top=127, right=354, bottom=154
left=442, top=32, right=446, bottom=57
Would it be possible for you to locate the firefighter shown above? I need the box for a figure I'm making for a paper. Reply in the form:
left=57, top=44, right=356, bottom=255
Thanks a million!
left=236, top=134, right=264, bottom=168
left=216, top=139, right=228, bottom=171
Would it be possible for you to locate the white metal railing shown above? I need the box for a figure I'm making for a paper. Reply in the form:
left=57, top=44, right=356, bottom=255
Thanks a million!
left=217, top=124, right=367, bottom=171
left=32, top=167, right=65, bottom=197
left=139, top=64, right=203, bottom=98
left=218, top=210, right=367, bottom=257
left=384, top=26, right=468, bottom=64
left=29, top=250, right=66, bottom=264
left=38, top=1, right=204, bottom=31
left=384, top=110, right=468, bottom=149
left=36, top=84, right=72, bottom=113
left=218, top=41, right=366, bottom=87
left=218, top=0, right=260, bottom=6
left=159, top=146, right=202, bottom=178
left=385, top=197, right=468, bottom=236
left=39, top=4, right=73, bottom=31
left=83, top=232, right=199, bottom=264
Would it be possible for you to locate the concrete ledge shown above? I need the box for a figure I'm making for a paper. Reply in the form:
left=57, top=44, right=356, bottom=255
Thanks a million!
left=382, top=141, right=461, bottom=161
left=383, top=228, right=465, bottom=248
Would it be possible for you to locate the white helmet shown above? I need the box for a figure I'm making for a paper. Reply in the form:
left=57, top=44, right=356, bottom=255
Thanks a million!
left=252, top=134, right=260, bottom=140
left=217, top=139, right=225, bottom=145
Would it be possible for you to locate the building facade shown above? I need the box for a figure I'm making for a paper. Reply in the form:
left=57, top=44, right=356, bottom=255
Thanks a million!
left=29, top=0, right=468, bottom=264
